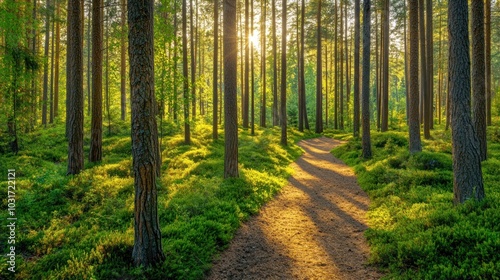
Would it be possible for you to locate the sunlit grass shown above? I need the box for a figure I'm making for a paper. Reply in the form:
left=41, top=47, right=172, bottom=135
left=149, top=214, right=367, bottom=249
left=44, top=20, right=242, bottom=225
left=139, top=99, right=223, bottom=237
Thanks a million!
left=0, top=122, right=317, bottom=279
left=333, top=129, right=500, bottom=279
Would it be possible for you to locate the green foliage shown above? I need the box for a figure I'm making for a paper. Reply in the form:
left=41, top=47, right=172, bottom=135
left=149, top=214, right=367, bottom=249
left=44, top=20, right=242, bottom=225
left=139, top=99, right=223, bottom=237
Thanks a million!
left=333, top=131, right=500, bottom=279
left=0, top=123, right=310, bottom=279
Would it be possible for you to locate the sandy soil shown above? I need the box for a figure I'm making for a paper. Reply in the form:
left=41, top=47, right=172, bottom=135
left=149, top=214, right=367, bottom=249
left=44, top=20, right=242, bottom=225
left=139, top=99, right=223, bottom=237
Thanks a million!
left=207, top=136, right=382, bottom=280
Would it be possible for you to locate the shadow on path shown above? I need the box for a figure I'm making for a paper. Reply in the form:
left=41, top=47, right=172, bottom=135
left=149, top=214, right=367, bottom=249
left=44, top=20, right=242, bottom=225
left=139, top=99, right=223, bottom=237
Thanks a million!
left=207, top=136, right=382, bottom=280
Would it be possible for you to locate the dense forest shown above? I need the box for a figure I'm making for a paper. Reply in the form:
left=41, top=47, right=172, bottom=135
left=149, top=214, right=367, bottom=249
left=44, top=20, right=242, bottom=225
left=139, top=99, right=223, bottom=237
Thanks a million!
left=1, top=0, right=500, bottom=279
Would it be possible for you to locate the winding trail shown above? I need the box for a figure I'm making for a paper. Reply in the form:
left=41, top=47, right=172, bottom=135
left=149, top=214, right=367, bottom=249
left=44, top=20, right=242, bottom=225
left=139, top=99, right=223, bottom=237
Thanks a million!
left=208, top=137, right=382, bottom=280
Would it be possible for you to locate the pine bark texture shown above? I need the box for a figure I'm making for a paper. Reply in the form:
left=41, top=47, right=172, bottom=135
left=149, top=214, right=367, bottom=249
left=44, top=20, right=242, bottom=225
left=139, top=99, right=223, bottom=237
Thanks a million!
left=66, top=0, right=84, bottom=175
left=182, top=0, right=191, bottom=144
left=120, top=0, right=127, bottom=121
left=448, top=0, right=485, bottom=204
left=485, top=0, right=491, bottom=126
left=471, top=0, right=487, bottom=161
left=213, top=0, right=219, bottom=139
left=224, top=0, right=239, bottom=178
left=128, top=0, right=166, bottom=266
left=315, top=0, right=323, bottom=134
left=90, top=0, right=103, bottom=163
left=361, top=0, right=371, bottom=159
left=280, top=0, right=287, bottom=145
left=408, top=0, right=422, bottom=154
left=353, top=0, right=360, bottom=138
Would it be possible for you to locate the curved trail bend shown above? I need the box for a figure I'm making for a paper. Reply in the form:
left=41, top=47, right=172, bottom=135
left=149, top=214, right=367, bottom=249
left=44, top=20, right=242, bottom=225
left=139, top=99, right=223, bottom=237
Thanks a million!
left=208, top=136, right=382, bottom=280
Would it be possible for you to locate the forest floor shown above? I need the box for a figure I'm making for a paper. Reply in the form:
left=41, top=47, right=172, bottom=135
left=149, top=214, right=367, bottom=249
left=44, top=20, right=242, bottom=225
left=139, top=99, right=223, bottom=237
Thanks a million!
left=207, top=136, right=383, bottom=280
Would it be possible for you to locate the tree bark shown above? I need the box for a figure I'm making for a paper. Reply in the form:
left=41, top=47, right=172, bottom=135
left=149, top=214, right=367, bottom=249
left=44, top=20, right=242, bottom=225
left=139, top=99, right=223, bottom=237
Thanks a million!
left=272, top=0, right=278, bottom=126
left=485, top=0, right=491, bottom=126
left=128, top=0, right=165, bottom=267
left=243, top=0, right=249, bottom=128
left=190, top=0, right=196, bottom=119
left=213, top=0, right=219, bottom=139
left=42, top=0, right=51, bottom=127
left=90, top=0, right=103, bottom=162
left=353, top=0, right=360, bottom=138
left=315, top=0, right=323, bottom=134
left=54, top=1, right=60, bottom=118
left=408, top=0, right=422, bottom=153
left=67, top=0, right=84, bottom=175
left=280, top=0, right=287, bottom=145
left=381, top=0, right=389, bottom=132
left=471, top=0, right=487, bottom=161
left=361, top=0, right=371, bottom=159
left=425, top=0, right=433, bottom=131
left=120, top=0, right=127, bottom=121
left=224, top=0, right=239, bottom=178
left=183, top=0, right=191, bottom=144
left=448, top=0, right=485, bottom=204
left=260, top=0, right=267, bottom=128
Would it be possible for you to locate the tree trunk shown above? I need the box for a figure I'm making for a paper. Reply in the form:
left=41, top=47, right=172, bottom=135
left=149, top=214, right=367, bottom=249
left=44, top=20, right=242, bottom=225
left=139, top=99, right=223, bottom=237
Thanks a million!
left=300, top=0, right=309, bottom=131
left=315, top=0, right=323, bottom=134
left=381, top=0, right=389, bottom=132
left=42, top=0, right=51, bottom=127
left=425, top=0, right=433, bottom=131
left=280, top=0, right=287, bottom=145
left=353, top=0, right=360, bottom=138
left=223, top=0, right=239, bottom=178
left=448, top=0, right=485, bottom=204
left=128, top=0, right=166, bottom=266
left=67, top=0, right=84, bottom=175
left=183, top=0, right=191, bottom=144
left=339, top=0, right=344, bottom=130
left=260, top=0, right=267, bottom=128
left=213, top=0, right=219, bottom=139
left=54, top=2, right=60, bottom=118
left=90, top=0, right=103, bottom=162
left=408, top=0, right=422, bottom=153
left=190, top=0, right=196, bottom=119
left=485, top=0, right=491, bottom=126
left=361, top=0, right=371, bottom=159
left=471, top=0, right=487, bottom=161
left=243, top=0, right=249, bottom=128
left=272, top=0, right=278, bottom=126
left=49, top=12, right=55, bottom=124
left=419, top=0, right=430, bottom=139
left=120, top=0, right=127, bottom=121
left=251, top=0, right=255, bottom=135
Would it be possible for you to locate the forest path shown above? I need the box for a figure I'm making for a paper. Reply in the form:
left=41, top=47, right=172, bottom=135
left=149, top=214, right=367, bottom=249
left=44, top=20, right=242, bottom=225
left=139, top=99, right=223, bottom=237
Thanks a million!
left=207, top=137, right=382, bottom=280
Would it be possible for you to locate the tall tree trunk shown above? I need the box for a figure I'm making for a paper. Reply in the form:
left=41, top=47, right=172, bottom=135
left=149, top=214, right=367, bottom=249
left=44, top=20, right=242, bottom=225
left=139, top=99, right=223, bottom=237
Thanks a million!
left=345, top=1, right=350, bottom=129
left=49, top=12, right=55, bottom=124
left=67, top=0, right=84, bottom=175
left=86, top=3, right=91, bottom=117
left=437, top=12, right=442, bottom=124
left=419, top=0, right=430, bottom=138
left=251, top=0, right=255, bottom=135
left=224, top=0, right=239, bottom=178
left=471, top=0, right=487, bottom=161
left=120, top=0, right=127, bottom=121
left=90, top=0, right=103, bottom=162
left=243, top=0, right=249, bottom=128
left=381, top=0, right=389, bottom=132
left=334, top=0, right=338, bottom=130
left=280, top=0, right=287, bottom=145
left=190, top=0, right=196, bottom=119
left=183, top=0, right=191, bottom=144
left=315, top=0, right=323, bottom=133
left=128, top=0, right=166, bottom=266
left=173, top=0, right=179, bottom=122
left=42, top=0, right=51, bottom=127
left=361, top=0, right=371, bottom=159
left=213, top=0, right=219, bottom=139
left=300, top=0, right=308, bottom=131
left=485, top=0, right=491, bottom=126
left=260, top=0, right=267, bottom=128
left=339, top=0, right=344, bottom=130
left=448, top=0, right=485, bottom=204
left=353, top=0, right=360, bottom=137
left=54, top=1, right=60, bottom=118
left=272, top=0, right=278, bottom=126
left=408, top=0, right=422, bottom=153
left=105, top=11, right=111, bottom=135
left=425, top=0, right=433, bottom=130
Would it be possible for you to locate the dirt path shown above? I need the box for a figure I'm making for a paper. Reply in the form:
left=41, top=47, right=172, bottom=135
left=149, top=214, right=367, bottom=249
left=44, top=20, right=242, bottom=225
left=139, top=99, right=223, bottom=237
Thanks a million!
left=207, top=136, right=382, bottom=280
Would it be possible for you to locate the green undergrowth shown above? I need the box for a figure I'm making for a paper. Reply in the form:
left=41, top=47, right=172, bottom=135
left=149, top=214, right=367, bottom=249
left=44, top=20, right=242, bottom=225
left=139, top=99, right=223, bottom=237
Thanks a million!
left=333, top=130, right=500, bottom=279
left=0, top=122, right=316, bottom=279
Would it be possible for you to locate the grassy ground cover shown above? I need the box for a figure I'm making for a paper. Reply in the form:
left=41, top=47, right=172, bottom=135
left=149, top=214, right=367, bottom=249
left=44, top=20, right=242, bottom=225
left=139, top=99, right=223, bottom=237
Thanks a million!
left=333, top=129, right=500, bottom=279
left=0, top=122, right=316, bottom=279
